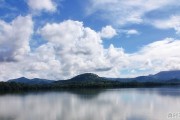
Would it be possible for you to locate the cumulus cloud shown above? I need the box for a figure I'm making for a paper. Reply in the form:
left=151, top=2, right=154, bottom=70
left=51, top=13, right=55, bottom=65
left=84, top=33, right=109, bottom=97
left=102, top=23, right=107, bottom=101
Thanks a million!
left=27, top=0, right=56, bottom=12
left=0, top=16, right=180, bottom=81
left=152, top=15, right=180, bottom=35
left=86, top=0, right=179, bottom=26
left=38, top=20, right=113, bottom=77
left=99, top=25, right=117, bottom=39
left=0, top=15, right=33, bottom=62
left=0, top=19, right=121, bottom=81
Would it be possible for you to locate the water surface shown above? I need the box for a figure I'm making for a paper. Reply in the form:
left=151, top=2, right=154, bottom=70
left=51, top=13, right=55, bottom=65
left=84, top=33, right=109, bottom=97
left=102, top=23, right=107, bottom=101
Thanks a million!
left=0, top=87, right=180, bottom=120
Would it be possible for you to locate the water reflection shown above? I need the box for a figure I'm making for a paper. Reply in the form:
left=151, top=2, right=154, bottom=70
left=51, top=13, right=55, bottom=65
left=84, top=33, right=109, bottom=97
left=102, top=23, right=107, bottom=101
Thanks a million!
left=0, top=88, right=180, bottom=120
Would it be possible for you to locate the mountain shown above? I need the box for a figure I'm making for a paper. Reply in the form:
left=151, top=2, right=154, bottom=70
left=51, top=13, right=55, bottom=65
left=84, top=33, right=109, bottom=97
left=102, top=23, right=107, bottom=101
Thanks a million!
left=151, top=70, right=180, bottom=81
left=8, top=77, right=54, bottom=85
left=132, top=76, right=156, bottom=82
left=6, top=70, right=180, bottom=86
left=1, top=71, right=180, bottom=92
left=68, top=73, right=104, bottom=81
left=55, top=73, right=108, bottom=87
left=105, top=70, right=180, bottom=83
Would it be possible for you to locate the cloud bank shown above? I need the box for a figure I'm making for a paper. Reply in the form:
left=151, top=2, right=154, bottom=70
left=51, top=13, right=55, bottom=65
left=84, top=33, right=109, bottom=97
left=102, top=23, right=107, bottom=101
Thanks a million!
left=0, top=15, right=180, bottom=81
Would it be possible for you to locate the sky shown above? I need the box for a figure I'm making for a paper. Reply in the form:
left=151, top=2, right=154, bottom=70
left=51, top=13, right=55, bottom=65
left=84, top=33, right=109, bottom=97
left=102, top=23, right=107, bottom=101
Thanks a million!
left=0, top=0, right=180, bottom=81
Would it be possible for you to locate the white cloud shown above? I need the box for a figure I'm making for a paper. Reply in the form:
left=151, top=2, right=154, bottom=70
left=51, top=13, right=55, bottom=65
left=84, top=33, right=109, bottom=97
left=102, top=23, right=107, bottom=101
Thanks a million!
left=27, top=0, right=56, bottom=12
left=127, top=38, right=180, bottom=77
left=38, top=20, right=114, bottom=78
left=31, top=37, right=180, bottom=78
left=99, top=25, right=117, bottom=39
left=126, top=29, right=139, bottom=35
left=0, top=19, right=122, bottom=81
left=116, top=29, right=139, bottom=37
left=86, top=0, right=179, bottom=26
left=152, top=15, right=180, bottom=35
left=0, top=15, right=33, bottom=62
left=0, top=17, right=180, bottom=81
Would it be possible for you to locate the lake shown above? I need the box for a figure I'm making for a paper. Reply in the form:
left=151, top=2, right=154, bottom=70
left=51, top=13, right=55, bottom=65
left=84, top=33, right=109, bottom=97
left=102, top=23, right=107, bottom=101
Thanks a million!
left=0, top=87, right=180, bottom=120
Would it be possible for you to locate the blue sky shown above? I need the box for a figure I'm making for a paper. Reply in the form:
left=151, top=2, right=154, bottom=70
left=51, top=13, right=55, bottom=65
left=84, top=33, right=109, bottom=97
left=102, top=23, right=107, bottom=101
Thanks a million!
left=0, top=0, right=179, bottom=52
left=0, top=0, right=180, bottom=80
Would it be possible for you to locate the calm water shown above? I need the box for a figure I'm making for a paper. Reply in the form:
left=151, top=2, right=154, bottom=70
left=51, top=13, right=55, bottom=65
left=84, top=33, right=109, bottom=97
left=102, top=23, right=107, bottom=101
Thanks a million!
left=0, top=87, right=180, bottom=120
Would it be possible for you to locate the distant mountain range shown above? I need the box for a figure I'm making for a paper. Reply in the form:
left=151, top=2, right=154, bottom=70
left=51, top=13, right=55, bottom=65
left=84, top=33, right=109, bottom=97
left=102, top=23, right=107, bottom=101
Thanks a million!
left=151, top=70, right=180, bottom=80
left=0, top=70, right=179, bottom=92
left=8, top=77, right=54, bottom=85
left=7, top=70, right=180, bottom=85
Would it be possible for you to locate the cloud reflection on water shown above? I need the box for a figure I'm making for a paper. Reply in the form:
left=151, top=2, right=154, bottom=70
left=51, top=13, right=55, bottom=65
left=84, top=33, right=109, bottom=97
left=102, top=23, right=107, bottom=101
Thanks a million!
left=0, top=88, right=180, bottom=120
